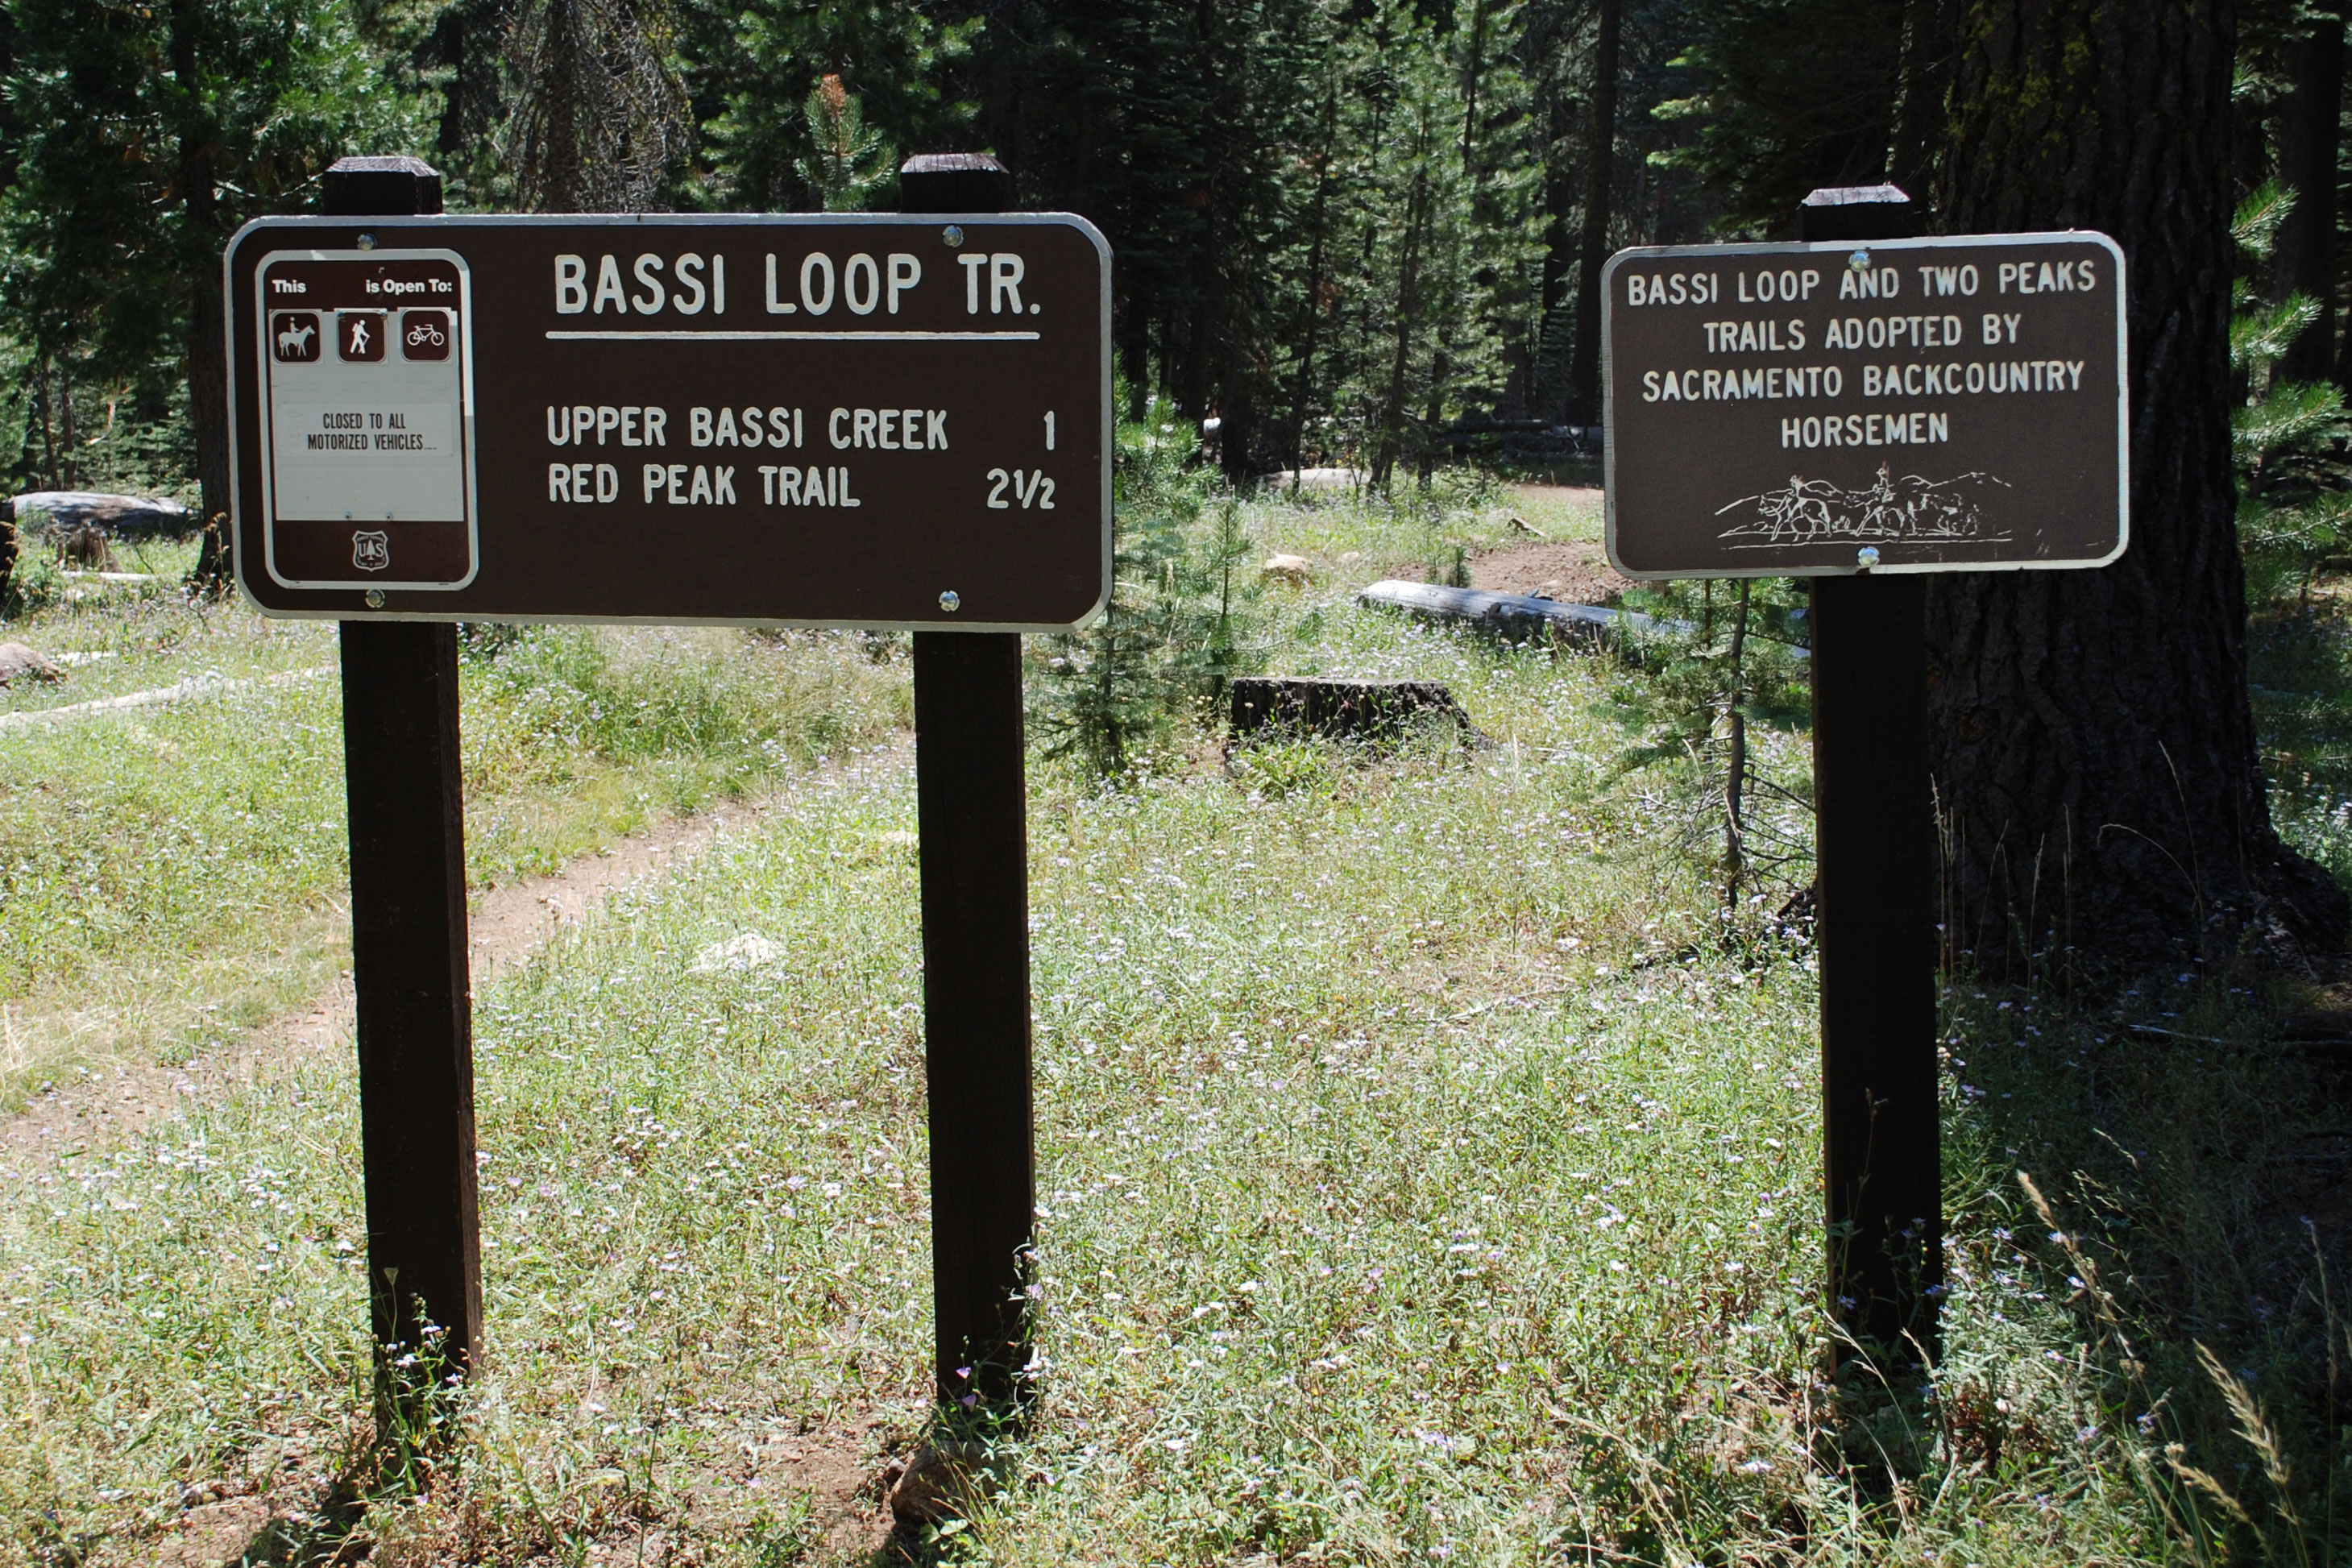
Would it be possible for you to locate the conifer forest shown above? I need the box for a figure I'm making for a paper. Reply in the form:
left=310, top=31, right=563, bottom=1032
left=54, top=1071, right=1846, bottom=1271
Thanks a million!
left=0, top=0, right=1953, bottom=505
left=15, top=3, right=2352, bottom=1566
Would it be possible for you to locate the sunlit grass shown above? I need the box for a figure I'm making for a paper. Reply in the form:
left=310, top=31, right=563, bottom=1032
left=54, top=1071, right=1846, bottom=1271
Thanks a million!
left=0, top=594, right=909, bottom=1105
left=4, top=492, right=2350, bottom=1566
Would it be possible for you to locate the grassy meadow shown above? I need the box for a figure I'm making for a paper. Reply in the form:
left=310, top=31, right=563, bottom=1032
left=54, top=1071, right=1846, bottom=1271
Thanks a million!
left=3, top=483, right=2352, bottom=1564
left=0, top=561, right=909, bottom=1107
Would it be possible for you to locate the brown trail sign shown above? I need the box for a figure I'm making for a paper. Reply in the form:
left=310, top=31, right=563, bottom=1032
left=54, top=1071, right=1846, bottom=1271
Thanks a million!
left=226, top=209, right=1110, bottom=629
left=1603, top=229, right=2126, bottom=579
left=237, top=155, right=1106, bottom=1433
left=1603, top=189, right=2130, bottom=1371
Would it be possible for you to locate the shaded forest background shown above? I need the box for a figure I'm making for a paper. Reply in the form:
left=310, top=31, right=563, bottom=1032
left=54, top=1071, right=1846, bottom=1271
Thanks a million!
left=0, top=1, right=2346, bottom=516
left=0, top=0, right=1969, bottom=508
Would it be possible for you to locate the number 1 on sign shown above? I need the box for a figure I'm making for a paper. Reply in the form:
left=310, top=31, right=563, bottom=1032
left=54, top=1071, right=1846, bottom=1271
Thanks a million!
left=1044, top=411, right=1056, bottom=451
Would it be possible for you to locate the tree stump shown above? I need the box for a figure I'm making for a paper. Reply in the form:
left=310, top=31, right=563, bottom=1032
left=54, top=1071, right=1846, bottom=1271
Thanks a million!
left=1229, top=676, right=1471, bottom=743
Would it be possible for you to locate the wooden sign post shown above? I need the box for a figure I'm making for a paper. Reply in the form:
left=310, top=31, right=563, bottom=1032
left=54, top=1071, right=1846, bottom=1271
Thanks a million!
left=230, top=154, right=1109, bottom=1426
left=902, top=155, right=1041, bottom=1412
left=320, top=157, right=484, bottom=1412
left=1599, top=187, right=2130, bottom=1367
left=1798, top=188, right=1939, bottom=1365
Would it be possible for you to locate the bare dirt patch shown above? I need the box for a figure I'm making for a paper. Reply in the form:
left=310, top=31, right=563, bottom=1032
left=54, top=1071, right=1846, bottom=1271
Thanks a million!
left=1468, top=537, right=1632, bottom=607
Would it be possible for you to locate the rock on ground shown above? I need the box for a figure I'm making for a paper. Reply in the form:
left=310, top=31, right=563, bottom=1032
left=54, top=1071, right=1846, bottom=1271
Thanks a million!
left=885, top=1441, right=1000, bottom=1526
left=0, top=641, right=61, bottom=685
left=1261, top=553, right=1314, bottom=586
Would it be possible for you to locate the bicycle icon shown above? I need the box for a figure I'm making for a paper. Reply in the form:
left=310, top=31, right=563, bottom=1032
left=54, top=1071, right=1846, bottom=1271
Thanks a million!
left=398, top=309, right=453, bottom=362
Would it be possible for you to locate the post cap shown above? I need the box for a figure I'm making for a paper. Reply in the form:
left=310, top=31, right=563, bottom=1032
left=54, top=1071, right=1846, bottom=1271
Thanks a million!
left=1799, top=185, right=1914, bottom=243
left=321, top=156, right=444, bottom=218
left=898, top=153, right=1012, bottom=216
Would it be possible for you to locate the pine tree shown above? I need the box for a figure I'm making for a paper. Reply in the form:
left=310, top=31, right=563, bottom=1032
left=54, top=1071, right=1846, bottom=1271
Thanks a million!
left=692, top=0, right=976, bottom=212
left=1647, top=0, right=1949, bottom=232
left=1926, top=0, right=2348, bottom=974
left=2230, top=180, right=2352, bottom=599
left=0, top=0, right=431, bottom=587
left=796, top=75, right=896, bottom=211
left=504, top=0, right=691, bottom=212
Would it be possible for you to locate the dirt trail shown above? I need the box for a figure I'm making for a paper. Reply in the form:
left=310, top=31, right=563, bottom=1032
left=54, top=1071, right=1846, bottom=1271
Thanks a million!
left=9, top=759, right=912, bottom=1564
left=1, top=805, right=740, bottom=1168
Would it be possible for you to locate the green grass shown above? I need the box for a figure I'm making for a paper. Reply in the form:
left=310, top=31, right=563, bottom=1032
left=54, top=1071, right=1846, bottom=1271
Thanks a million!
left=3, top=490, right=2350, bottom=1565
left=0, top=584, right=911, bottom=1106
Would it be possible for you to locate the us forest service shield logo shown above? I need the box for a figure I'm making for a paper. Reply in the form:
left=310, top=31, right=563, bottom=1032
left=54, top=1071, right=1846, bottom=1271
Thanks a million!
left=352, top=530, right=391, bottom=572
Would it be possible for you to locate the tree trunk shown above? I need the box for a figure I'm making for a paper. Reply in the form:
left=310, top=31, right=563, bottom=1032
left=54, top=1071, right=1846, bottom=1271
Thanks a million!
left=1372, top=160, right=1429, bottom=493
left=1288, top=89, right=1337, bottom=471
left=175, top=0, right=232, bottom=592
left=2280, top=5, right=2346, bottom=385
left=1123, top=289, right=1152, bottom=422
left=1928, top=0, right=2346, bottom=978
left=1566, top=0, right=1620, bottom=428
left=1537, top=68, right=1578, bottom=417
left=1889, top=0, right=1959, bottom=196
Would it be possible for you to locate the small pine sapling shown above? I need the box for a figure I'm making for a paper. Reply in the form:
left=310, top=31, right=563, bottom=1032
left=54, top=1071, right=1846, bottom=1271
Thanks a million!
left=2230, top=180, right=2352, bottom=605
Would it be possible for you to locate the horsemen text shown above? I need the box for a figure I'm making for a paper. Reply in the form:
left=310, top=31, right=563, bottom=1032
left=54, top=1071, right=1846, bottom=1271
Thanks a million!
left=1619, top=255, right=2100, bottom=450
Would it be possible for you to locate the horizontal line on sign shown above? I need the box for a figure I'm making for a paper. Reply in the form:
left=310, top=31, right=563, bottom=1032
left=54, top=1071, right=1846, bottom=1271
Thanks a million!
left=542, top=329, right=1042, bottom=342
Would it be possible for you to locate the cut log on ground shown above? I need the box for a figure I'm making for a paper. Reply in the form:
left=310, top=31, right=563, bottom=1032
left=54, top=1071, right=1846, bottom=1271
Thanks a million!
left=11, top=491, right=193, bottom=537
left=1230, top=676, right=1471, bottom=743
left=1358, top=578, right=1682, bottom=648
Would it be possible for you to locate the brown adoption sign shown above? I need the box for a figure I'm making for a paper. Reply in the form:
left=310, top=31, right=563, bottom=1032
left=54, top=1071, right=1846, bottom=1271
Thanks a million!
left=225, top=214, right=1110, bottom=630
left=1602, top=232, right=2127, bottom=579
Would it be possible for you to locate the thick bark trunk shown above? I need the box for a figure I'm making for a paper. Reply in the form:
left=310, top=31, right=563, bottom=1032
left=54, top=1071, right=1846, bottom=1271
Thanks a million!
left=2280, top=4, right=2343, bottom=384
left=1928, top=0, right=2346, bottom=978
left=1566, top=0, right=1619, bottom=427
left=175, top=0, right=231, bottom=591
left=1889, top=0, right=1958, bottom=197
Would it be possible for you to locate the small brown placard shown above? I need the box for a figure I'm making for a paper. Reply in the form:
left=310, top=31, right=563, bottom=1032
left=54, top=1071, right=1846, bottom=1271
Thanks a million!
left=1602, top=232, right=2126, bottom=579
left=226, top=214, right=1110, bottom=629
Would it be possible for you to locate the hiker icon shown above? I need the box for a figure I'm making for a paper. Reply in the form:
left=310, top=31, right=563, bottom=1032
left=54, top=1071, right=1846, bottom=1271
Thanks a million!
left=338, top=310, right=386, bottom=363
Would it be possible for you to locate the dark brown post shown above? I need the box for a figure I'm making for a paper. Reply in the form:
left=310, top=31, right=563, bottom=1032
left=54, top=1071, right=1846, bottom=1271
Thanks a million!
left=324, top=156, right=485, bottom=1404
left=899, top=154, right=1039, bottom=1409
left=1802, top=186, right=1942, bottom=1368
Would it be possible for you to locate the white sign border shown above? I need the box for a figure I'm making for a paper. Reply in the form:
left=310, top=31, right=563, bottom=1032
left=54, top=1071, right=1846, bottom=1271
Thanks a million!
left=225, top=212, right=1115, bottom=634
left=1599, top=230, right=2130, bottom=580
left=254, top=246, right=481, bottom=593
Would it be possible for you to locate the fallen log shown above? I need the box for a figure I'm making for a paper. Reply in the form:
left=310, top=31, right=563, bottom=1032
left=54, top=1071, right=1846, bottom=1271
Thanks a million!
left=1229, top=675, right=1471, bottom=743
left=11, top=490, right=193, bottom=538
left=1357, top=578, right=1678, bottom=646
left=1352, top=579, right=1803, bottom=665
